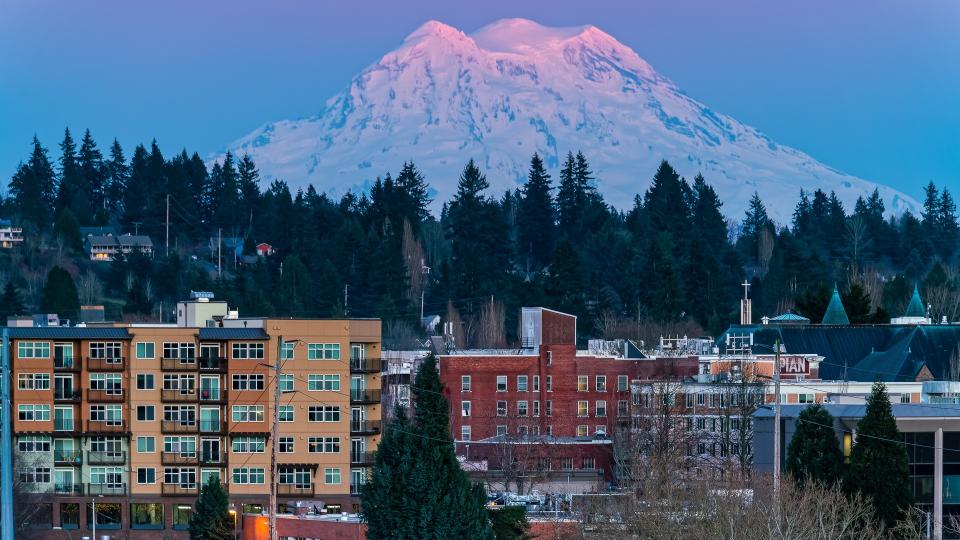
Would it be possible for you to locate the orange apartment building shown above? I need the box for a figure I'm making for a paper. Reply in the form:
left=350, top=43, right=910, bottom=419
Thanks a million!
left=5, top=297, right=381, bottom=537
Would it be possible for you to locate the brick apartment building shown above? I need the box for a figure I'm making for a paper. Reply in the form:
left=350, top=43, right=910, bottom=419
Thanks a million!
left=438, top=307, right=697, bottom=491
left=5, top=295, right=381, bottom=538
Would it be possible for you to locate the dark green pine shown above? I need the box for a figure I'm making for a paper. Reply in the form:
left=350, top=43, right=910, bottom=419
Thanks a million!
left=785, top=404, right=844, bottom=487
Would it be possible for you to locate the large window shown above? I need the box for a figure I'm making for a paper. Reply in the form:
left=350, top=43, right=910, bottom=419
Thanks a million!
left=232, top=436, right=265, bottom=453
left=173, top=505, right=192, bottom=530
left=232, top=343, right=264, bottom=359
left=18, top=404, right=50, bottom=421
left=135, top=342, right=155, bottom=359
left=131, top=503, right=163, bottom=530
left=163, top=342, right=196, bottom=360
left=232, top=467, right=265, bottom=484
left=577, top=401, right=589, bottom=417
left=18, top=466, right=51, bottom=483
left=89, top=342, right=122, bottom=360
left=232, top=374, right=265, bottom=391
left=308, top=406, right=340, bottom=422
left=164, top=436, right=196, bottom=455
left=164, top=467, right=196, bottom=487
left=90, top=373, right=122, bottom=393
left=60, top=503, right=79, bottom=530
left=278, top=436, right=294, bottom=453
left=17, top=435, right=51, bottom=452
left=90, top=405, right=122, bottom=424
left=279, top=374, right=294, bottom=392
left=307, top=374, right=340, bottom=391
left=137, top=437, right=156, bottom=453
left=87, top=502, right=121, bottom=530
left=278, top=405, right=293, bottom=422
left=324, top=467, right=341, bottom=485
left=89, top=467, right=123, bottom=487
left=307, top=343, right=340, bottom=360
left=231, top=405, right=264, bottom=422
left=280, top=342, right=294, bottom=360
left=596, top=376, right=607, bottom=393
left=307, top=437, right=340, bottom=453
left=18, top=373, right=50, bottom=390
left=278, top=467, right=312, bottom=487
left=136, top=374, right=155, bottom=390
left=18, top=342, right=50, bottom=359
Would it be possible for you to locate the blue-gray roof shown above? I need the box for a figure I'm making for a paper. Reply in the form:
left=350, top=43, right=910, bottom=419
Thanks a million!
left=198, top=327, right=269, bottom=340
left=755, top=403, right=960, bottom=419
left=2, top=327, right=130, bottom=339
left=770, top=313, right=810, bottom=322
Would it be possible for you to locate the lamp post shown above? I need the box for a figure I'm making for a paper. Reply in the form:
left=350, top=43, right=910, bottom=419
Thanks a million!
left=228, top=506, right=238, bottom=539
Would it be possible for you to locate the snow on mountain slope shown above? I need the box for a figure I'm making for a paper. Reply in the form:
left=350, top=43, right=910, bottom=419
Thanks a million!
left=223, top=18, right=917, bottom=222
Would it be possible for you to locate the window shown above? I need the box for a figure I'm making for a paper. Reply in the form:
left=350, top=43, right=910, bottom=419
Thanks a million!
left=163, top=405, right=195, bottom=424
left=137, top=436, right=156, bottom=453
left=90, top=373, right=122, bottom=393
left=19, top=466, right=51, bottom=483
left=164, top=436, right=196, bottom=455
left=517, top=375, right=528, bottom=392
left=577, top=376, right=588, bottom=392
left=561, top=457, right=574, bottom=470
left=173, top=505, right=192, bottom=530
left=90, top=405, right=122, bottom=424
left=518, top=425, right=529, bottom=436
left=231, top=405, right=264, bottom=422
left=89, top=466, right=122, bottom=487
left=307, top=437, right=340, bottom=453
left=17, top=435, right=51, bottom=452
left=496, top=401, right=507, bottom=416
left=18, top=341, right=50, bottom=359
left=278, top=436, right=294, bottom=453
left=308, top=406, right=341, bottom=422
left=618, top=375, right=628, bottom=392
left=163, top=342, right=196, bottom=361
left=577, top=401, right=589, bottom=417
left=546, top=375, right=553, bottom=392
left=135, top=342, right=155, bottom=359
left=89, top=342, right=122, bottom=360
left=280, top=342, right=294, bottom=360
left=496, top=376, right=507, bottom=392
left=136, top=405, right=155, bottom=421
left=461, top=425, right=471, bottom=441
left=18, top=404, right=50, bottom=421
left=131, top=502, right=163, bottom=530
left=232, top=467, right=265, bottom=484
left=136, top=374, right=155, bottom=390
left=546, top=351, right=553, bottom=366
left=18, top=373, right=50, bottom=390
left=231, top=343, right=264, bottom=359
left=596, top=400, right=607, bottom=417
left=61, top=503, right=79, bottom=529
left=618, top=400, right=628, bottom=417
left=232, top=437, right=266, bottom=453
left=307, top=374, right=340, bottom=391
left=517, top=401, right=529, bottom=416
left=137, top=468, right=156, bottom=484
left=697, top=393, right=706, bottom=407
left=596, top=376, right=606, bottom=392
left=582, top=457, right=596, bottom=470
left=533, top=376, right=540, bottom=392
left=278, top=405, right=294, bottom=422
left=461, top=401, right=471, bottom=417
left=278, top=466, right=311, bottom=487
left=496, top=425, right=507, bottom=436
left=307, top=343, right=339, bottom=360
left=324, top=467, right=341, bottom=485
left=546, top=425, right=553, bottom=436
left=163, top=374, right=195, bottom=391
left=901, top=393, right=912, bottom=404
left=576, top=425, right=589, bottom=437
left=461, top=375, right=471, bottom=392
left=279, top=374, right=294, bottom=392
left=533, top=400, right=541, bottom=417
left=798, top=393, right=815, bottom=404
left=232, top=374, right=265, bottom=391
left=685, top=393, right=695, bottom=408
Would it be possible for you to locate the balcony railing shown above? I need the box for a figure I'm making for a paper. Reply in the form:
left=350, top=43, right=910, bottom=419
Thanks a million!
left=350, top=389, right=381, bottom=404
left=87, top=483, right=126, bottom=496
left=199, top=452, right=224, bottom=465
left=54, top=483, right=83, bottom=495
left=161, top=389, right=198, bottom=402
left=350, top=451, right=376, bottom=466
left=87, top=388, right=125, bottom=402
left=162, top=483, right=199, bottom=496
left=350, top=358, right=382, bottom=374
left=199, top=420, right=224, bottom=434
left=161, top=421, right=198, bottom=434
left=350, top=420, right=381, bottom=435
left=161, top=357, right=198, bottom=371
left=54, top=357, right=80, bottom=372
left=86, top=420, right=127, bottom=434
left=54, top=419, right=78, bottom=433
left=53, top=449, right=83, bottom=465
left=198, top=389, right=225, bottom=403
left=198, top=357, right=228, bottom=372
left=277, top=484, right=314, bottom=496
left=87, top=357, right=125, bottom=371
left=54, top=390, right=81, bottom=402
left=88, top=451, right=126, bottom=465
left=162, top=451, right=198, bottom=466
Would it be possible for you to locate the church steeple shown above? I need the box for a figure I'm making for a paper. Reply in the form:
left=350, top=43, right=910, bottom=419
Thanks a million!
left=904, top=284, right=926, bottom=318
left=821, top=284, right=851, bottom=325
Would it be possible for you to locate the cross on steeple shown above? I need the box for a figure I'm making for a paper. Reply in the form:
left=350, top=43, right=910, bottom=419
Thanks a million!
left=742, top=280, right=751, bottom=300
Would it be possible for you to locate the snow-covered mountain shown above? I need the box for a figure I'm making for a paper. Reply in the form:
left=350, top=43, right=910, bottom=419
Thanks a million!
left=223, top=18, right=917, bottom=222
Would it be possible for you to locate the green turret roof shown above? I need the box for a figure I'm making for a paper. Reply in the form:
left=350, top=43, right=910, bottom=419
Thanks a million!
left=822, top=284, right=851, bottom=325
left=905, top=285, right=926, bottom=318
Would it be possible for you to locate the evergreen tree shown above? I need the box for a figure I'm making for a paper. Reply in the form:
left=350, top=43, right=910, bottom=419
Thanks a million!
left=277, top=254, right=313, bottom=316
left=516, top=153, right=555, bottom=269
left=842, top=283, right=873, bottom=324
left=362, top=356, right=493, bottom=539
left=9, top=136, right=56, bottom=228
left=55, top=128, right=93, bottom=220
left=488, top=506, right=531, bottom=540
left=237, top=154, right=261, bottom=230
left=188, top=477, right=233, bottom=540
left=545, top=240, right=585, bottom=318
left=54, top=208, right=83, bottom=253
left=123, top=144, right=150, bottom=228
left=212, top=152, right=241, bottom=229
left=394, top=161, right=432, bottom=230
left=785, top=404, right=844, bottom=487
left=0, top=280, right=25, bottom=320
left=123, top=278, right=153, bottom=316
left=845, top=382, right=912, bottom=528
left=104, top=139, right=128, bottom=213
left=40, top=266, right=80, bottom=321
left=739, top=192, right=770, bottom=264
left=77, top=129, right=107, bottom=222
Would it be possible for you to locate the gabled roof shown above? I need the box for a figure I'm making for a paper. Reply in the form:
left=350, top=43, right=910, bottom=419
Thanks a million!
left=821, top=285, right=850, bottom=325
left=116, top=235, right=153, bottom=248
left=905, top=285, right=926, bottom=318
left=771, top=313, right=810, bottom=322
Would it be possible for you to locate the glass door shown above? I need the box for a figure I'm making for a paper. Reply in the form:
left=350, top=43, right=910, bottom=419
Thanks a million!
left=54, top=469, right=75, bottom=494
left=54, top=343, right=74, bottom=369
left=54, top=375, right=74, bottom=400
left=200, top=438, right=221, bottom=463
left=54, top=406, right=74, bottom=431
left=200, top=407, right=220, bottom=433
left=200, top=376, right=220, bottom=401
left=54, top=438, right=76, bottom=463
left=351, top=376, right=365, bottom=401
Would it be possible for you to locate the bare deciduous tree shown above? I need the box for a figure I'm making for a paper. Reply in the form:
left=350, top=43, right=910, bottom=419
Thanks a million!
left=77, top=269, right=103, bottom=306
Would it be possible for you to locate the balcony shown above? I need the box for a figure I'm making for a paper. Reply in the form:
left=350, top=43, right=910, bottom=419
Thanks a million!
left=199, top=357, right=228, bottom=372
left=86, top=420, right=127, bottom=434
left=350, top=358, right=382, bottom=374
left=53, top=483, right=83, bottom=495
left=161, top=389, right=198, bottom=403
left=162, top=483, right=199, bottom=496
left=53, top=449, right=83, bottom=465
left=199, top=452, right=224, bottom=466
left=350, top=420, right=381, bottom=435
left=54, top=419, right=79, bottom=434
left=161, top=357, right=198, bottom=371
left=199, top=420, right=224, bottom=434
left=87, top=483, right=126, bottom=496
left=277, top=484, right=314, bottom=496
left=161, top=421, right=198, bottom=434
left=88, top=451, right=126, bottom=465
left=87, top=357, right=125, bottom=371
left=162, top=451, right=198, bottom=466
left=87, top=388, right=125, bottom=402
left=54, top=390, right=81, bottom=403
left=351, top=451, right=376, bottom=467
left=350, top=389, right=381, bottom=405
left=54, top=357, right=80, bottom=372
left=198, top=389, right=225, bottom=404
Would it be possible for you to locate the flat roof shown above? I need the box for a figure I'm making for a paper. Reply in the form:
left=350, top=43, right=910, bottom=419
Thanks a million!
left=2, top=327, right=131, bottom=339
left=198, top=328, right=269, bottom=340
left=754, top=403, right=960, bottom=419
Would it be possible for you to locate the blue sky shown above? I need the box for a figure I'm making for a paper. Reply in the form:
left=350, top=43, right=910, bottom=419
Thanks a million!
left=1, top=0, right=957, bottom=201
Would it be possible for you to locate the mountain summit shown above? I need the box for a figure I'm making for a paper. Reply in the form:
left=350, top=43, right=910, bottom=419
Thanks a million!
left=223, top=18, right=915, bottom=220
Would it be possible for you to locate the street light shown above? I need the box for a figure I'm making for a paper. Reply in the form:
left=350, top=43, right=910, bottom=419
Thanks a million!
left=228, top=504, right=238, bottom=539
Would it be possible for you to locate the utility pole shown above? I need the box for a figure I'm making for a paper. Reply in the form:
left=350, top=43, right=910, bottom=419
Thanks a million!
left=344, top=285, right=349, bottom=316
left=165, top=194, right=170, bottom=257
left=217, top=228, right=222, bottom=279
left=92, top=497, right=97, bottom=540
left=132, top=221, right=142, bottom=236
left=773, top=338, right=782, bottom=497
left=1, top=329, right=14, bottom=540
left=269, top=334, right=282, bottom=540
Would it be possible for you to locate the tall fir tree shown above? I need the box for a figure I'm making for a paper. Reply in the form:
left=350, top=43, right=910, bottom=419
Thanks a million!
left=40, top=266, right=80, bottom=321
left=105, top=139, right=129, bottom=214
left=785, top=404, right=844, bottom=487
left=516, top=153, right=556, bottom=270
left=9, top=136, right=56, bottom=228
left=77, top=129, right=108, bottom=222
left=845, top=382, right=912, bottom=528
left=0, top=280, right=25, bottom=320
left=123, top=144, right=150, bottom=228
left=188, top=477, right=233, bottom=540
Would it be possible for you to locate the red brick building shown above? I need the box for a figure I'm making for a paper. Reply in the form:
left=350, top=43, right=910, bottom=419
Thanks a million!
left=438, top=308, right=697, bottom=491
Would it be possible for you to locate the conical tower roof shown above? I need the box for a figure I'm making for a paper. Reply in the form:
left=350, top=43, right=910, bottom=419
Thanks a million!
left=905, top=285, right=926, bottom=318
left=821, top=284, right=850, bottom=325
